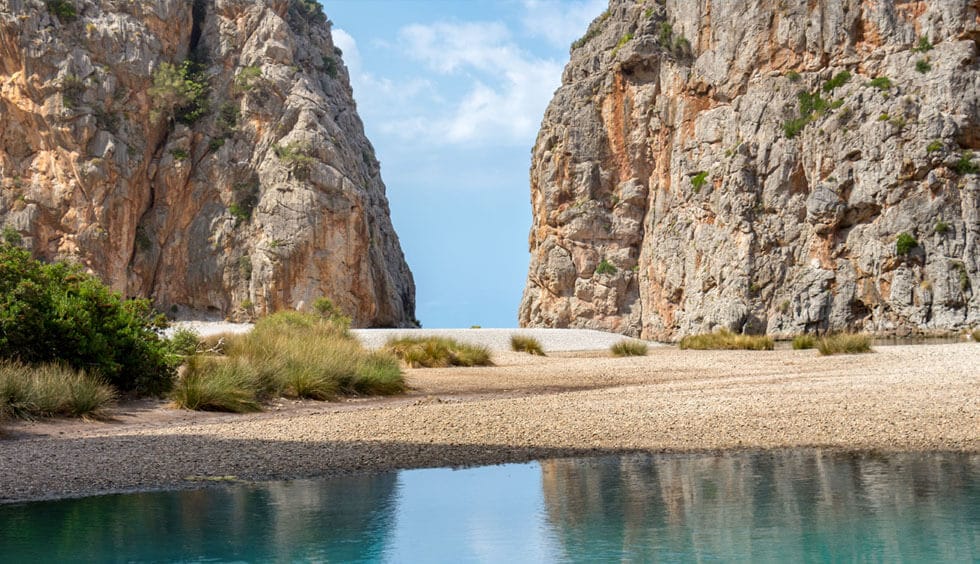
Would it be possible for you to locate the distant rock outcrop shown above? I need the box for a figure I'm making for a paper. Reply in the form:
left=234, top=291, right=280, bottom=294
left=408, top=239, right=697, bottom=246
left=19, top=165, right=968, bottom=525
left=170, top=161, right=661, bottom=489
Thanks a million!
left=520, top=0, right=979, bottom=339
left=0, top=0, right=416, bottom=326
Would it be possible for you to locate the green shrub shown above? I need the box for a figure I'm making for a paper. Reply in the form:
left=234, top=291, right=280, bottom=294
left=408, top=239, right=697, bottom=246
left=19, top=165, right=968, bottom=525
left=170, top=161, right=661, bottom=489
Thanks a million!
left=149, top=61, right=208, bottom=124
left=0, top=244, right=176, bottom=395
left=291, top=0, right=327, bottom=24
left=168, top=328, right=201, bottom=357
left=595, top=259, right=617, bottom=275
left=913, top=36, right=933, bottom=53
left=954, top=152, right=979, bottom=175
left=611, top=32, right=633, bottom=56
left=791, top=334, right=817, bottom=350
left=816, top=333, right=872, bottom=355
left=171, top=356, right=261, bottom=412
left=868, top=76, right=892, bottom=90
left=783, top=117, right=810, bottom=139
left=915, top=59, right=931, bottom=73
left=510, top=335, right=545, bottom=356
left=45, top=0, right=76, bottom=22
left=822, top=71, right=851, bottom=92
left=0, top=361, right=115, bottom=420
left=571, top=9, right=608, bottom=50
left=2, top=227, right=22, bottom=246
left=610, top=340, right=648, bottom=357
left=679, top=329, right=774, bottom=351
left=385, top=336, right=492, bottom=368
left=170, top=148, right=189, bottom=161
left=926, top=140, right=944, bottom=153
left=934, top=220, right=949, bottom=234
left=896, top=232, right=918, bottom=255
left=234, top=66, right=263, bottom=92
left=691, top=171, right=708, bottom=191
left=785, top=70, right=801, bottom=82
left=312, top=296, right=352, bottom=328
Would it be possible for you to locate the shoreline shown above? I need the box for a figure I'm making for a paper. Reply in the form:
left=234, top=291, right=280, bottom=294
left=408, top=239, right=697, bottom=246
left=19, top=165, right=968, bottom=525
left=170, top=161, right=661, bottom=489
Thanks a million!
left=2, top=343, right=977, bottom=504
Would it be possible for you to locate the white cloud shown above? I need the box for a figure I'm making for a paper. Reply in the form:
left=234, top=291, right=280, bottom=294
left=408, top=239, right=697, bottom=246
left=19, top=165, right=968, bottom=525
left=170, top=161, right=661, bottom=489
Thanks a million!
left=332, top=28, right=361, bottom=71
left=520, top=0, right=608, bottom=49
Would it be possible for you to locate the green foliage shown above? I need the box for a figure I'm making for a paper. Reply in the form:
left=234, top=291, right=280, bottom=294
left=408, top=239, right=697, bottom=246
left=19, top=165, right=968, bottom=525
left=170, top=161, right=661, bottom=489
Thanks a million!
left=791, top=334, right=816, bottom=350
left=170, top=356, right=261, bottom=413
left=168, top=328, right=201, bottom=357
left=822, top=71, right=851, bottom=92
left=273, top=142, right=315, bottom=178
left=610, top=340, right=648, bottom=357
left=312, top=296, right=352, bottom=328
left=954, top=152, right=979, bottom=175
left=926, top=140, right=944, bottom=153
left=234, top=66, right=264, bottom=92
left=322, top=56, right=338, bottom=78
left=783, top=117, right=810, bottom=139
left=784, top=89, right=833, bottom=138
left=611, top=32, right=634, bottom=56
left=228, top=202, right=249, bottom=223
left=658, top=21, right=673, bottom=47
left=868, top=76, right=892, bottom=90
left=786, top=70, right=801, bottom=82
left=60, top=75, right=85, bottom=108
left=230, top=181, right=259, bottom=226
left=0, top=361, right=115, bottom=420
left=45, top=0, right=77, bottom=22
left=0, top=244, right=176, bottom=395
left=238, top=255, right=252, bottom=278
left=2, top=227, right=22, bottom=246
left=571, top=10, right=609, bottom=50
left=913, top=36, right=933, bottom=53
left=952, top=260, right=970, bottom=292
left=385, top=336, right=492, bottom=368
left=170, top=148, right=189, bottom=161
left=691, top=171, right=708, bottom=191
left=595, top=259, right=617, bottom=275
left=915, top=59, right=931, bottom=73
left=208, top=138, right=225, bottom=151
left=816, top=334, right=872, bottom=355
left=679, top=329, right=774, bottom=351
left=291, top=0, right=327, bottom=24
left=510, top=334, right=545, bottom=356
left=896, top=232, right=918, bottom=256
left=149, top=61, right=208, bottom=124
left=934, top=220, right=949, bottom=234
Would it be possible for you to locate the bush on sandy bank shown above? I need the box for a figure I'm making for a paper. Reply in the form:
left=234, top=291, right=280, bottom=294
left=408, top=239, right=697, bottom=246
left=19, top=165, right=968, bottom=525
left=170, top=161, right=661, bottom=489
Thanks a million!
left=510, top=335, right=545, bottom=356
left=610, top=340, right=648, bottom=357
left=171, top=311, right=404, bottom=412
left=0, top=361, right=115, bottom=420
left=679, top=329, right=774, bottom=351
left=816, top=333, right=873, bottom=355
left=0, top=243, right=176, bottom=396
left=792, top=334, right=817, bottom=350
left=385, top=336, right=492, bottom=368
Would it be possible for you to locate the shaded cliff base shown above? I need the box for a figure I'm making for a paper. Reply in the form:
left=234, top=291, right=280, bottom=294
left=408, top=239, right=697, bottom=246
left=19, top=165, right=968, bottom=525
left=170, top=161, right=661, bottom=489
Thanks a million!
left=2, top=342, right=976, bottom=503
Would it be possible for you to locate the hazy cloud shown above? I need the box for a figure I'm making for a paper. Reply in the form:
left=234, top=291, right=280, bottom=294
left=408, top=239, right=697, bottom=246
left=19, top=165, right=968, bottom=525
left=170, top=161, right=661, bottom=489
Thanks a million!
left=520, top=0, right=608, bottom=49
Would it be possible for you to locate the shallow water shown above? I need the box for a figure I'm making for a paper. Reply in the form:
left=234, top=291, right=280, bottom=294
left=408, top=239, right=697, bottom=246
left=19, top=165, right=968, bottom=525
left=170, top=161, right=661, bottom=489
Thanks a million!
left=1, top=450, right=977, bottom=562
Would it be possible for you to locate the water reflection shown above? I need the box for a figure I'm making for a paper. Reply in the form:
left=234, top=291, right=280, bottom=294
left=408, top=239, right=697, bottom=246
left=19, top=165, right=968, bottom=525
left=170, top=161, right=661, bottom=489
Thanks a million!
left=1, top=451, right=977, bottom=562
left=541, top=451, right=980, bottom=562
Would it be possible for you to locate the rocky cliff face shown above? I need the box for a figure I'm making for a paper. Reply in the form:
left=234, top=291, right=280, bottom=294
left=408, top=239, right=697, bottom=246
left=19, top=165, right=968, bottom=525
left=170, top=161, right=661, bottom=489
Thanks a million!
left=0, top=0, right=416, bottom=326
left=520, top=0, right=980, bottom=340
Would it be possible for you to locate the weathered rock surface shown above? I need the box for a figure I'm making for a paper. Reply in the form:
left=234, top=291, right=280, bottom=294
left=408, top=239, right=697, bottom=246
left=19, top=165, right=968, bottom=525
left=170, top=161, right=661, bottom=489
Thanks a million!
left=0, top=0, right=416, bottom=326
left=520, top=0, right=980, bottom=340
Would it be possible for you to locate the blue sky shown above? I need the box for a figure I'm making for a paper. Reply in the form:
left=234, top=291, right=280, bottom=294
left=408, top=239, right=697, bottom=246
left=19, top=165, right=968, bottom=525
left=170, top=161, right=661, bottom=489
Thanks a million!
left=323, top=0, right=605, bottom=328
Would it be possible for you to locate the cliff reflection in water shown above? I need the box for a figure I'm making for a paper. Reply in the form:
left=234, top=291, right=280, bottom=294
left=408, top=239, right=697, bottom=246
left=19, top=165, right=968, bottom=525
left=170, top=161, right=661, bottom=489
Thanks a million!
left=541, top=451, right=980, bottom=562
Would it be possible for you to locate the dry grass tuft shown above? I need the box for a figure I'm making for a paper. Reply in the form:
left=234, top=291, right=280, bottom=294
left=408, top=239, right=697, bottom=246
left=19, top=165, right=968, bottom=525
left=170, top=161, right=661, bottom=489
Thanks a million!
left=817, top=333, right=873, bottom=355
left=0, top=361, right=115, bottom=420
left=510, top=335, right=545, bottom=356
left=385, top=336, right=493, bottom=368
left=610, top=340, right=648, bottom=357
left=792, top=334, right=817, bottom=350
left=679, top=329, right=774, bottom=351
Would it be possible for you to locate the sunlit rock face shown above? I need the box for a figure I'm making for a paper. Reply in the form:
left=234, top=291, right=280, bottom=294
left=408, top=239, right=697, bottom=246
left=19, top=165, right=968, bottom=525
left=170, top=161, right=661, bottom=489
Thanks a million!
left=0, top=0, right=416, bottom=326
left=520, top=0, right=979, bottom=340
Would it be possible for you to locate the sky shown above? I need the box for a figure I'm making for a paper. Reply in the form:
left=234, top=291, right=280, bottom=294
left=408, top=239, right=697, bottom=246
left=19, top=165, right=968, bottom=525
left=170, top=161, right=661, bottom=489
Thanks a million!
left=323, top=0, right=606, bottom=328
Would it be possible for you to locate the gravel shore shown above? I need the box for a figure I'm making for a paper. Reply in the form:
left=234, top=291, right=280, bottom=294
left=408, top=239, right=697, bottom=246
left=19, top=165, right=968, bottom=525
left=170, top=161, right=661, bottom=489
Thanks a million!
left=1, top=341, right=977, bottom=504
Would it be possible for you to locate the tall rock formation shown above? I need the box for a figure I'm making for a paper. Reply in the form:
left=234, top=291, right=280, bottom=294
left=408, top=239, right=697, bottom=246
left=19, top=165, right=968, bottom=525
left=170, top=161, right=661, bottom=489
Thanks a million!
left=0, top=0, right=416, bottom=326
left=520, top=0, right=979, bottom=340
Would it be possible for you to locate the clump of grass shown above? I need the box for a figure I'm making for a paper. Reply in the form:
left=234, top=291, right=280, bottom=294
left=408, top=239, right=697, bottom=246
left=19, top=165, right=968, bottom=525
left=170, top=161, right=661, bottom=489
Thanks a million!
left=792, top=334, right=817, bottom=350
left=0, top=362, right=115, bottom=420
left=679, top=329, right=774, bottom=351
left=610, top=340, right=648, bottom=357
left=385, top=336, right=492, bottom=368
left=971, top=329, right=980, bottom=342
left=816, top=334, right=872, bottom=355
left=171, top=357, right=262, bottom=412
left=510, top=335, right=545, bottom=356
left=915, top=59, right=931, bottom=73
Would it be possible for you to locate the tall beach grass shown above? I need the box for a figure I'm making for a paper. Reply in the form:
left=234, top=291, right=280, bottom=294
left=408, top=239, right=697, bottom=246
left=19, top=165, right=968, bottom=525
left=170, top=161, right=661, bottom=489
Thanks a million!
left=0, top=361, right=115, bottom=420
left=385, top=336, right=492, bottom=368
left=510, top=335, right=545, bottom=356
left=679, top=329, right=774, bottom=351
left=816, top=333, right=873, bottom=355
left=610, top=340, right=648, bottom=357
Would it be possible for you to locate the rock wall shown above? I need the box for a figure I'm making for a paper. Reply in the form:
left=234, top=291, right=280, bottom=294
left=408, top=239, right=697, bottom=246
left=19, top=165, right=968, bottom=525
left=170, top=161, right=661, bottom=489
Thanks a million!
left=520, top=0, right=980, bottom=340
left=0, top=0, right=416, bottom=326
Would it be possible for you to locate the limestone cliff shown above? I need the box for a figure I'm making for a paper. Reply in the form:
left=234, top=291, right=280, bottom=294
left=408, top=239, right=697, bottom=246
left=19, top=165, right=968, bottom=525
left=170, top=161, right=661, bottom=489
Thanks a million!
left=0, top=0, right=416, bottom=326
left=520, top=0, right=980, bottom=340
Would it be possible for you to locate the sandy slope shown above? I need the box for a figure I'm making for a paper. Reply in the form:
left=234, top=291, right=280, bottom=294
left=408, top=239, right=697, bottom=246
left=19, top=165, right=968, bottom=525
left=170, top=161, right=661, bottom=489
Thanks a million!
left=1, top=342, right=977, bottom=504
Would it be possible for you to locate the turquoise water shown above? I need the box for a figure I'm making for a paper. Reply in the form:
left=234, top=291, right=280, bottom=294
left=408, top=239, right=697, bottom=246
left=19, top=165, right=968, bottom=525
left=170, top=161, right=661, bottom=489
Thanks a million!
left=1, top=450, right=977, bottom=562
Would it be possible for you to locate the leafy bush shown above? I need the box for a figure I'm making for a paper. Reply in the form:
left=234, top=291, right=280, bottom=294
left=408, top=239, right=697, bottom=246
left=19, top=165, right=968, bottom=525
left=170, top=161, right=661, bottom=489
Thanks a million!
left=595, top=259, right=617, bottom=275
left=786, top=70, right=801, bottom=82
left=610, top=340, right=648, bottom=357
left=915, top=59, right=931, bottom=73
left=896, top=232, right=918, bottom=256
left=45, top=0, right=76, bottom=22
left=691, top=171, right=708, bottom=191
left=611, top=32, right=633, bottom=56
left=168, top=328, right=201, bottom=357
left=0, top=361, right=115, bottom=420
left=822, top=71, right=851, bottom=92
left=234, top=66, right=263, bottom=92
left=913, top=36, right=933, bottom=53
left=679, top=329, right=774, bottom=351
left=816, top=334, right=872, bottom=355
left=291, top=0, right=327, bottom=24
left=934, top=220, right=949, bottom=234
left=385, top=336, right=492, bottom=368
left=926, top=140, right=944, bottom=153
left=510, top=335, right=545, bottom=356
left=0, top=244, right=176, bottom=395
left=149, top=61, right=208, bottom=124
left=791, top=334, right=816, bottom=350
left=2, top=227, right=22, bottom=246
left=954, top=152, right=979, bottom=175
left=868, top=76, right=892, bottom=90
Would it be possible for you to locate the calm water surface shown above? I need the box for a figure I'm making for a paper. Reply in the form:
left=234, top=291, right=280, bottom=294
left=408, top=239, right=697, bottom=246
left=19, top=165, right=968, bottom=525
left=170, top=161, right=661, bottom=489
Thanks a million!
left=1, top=450, right=977, bottom=562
